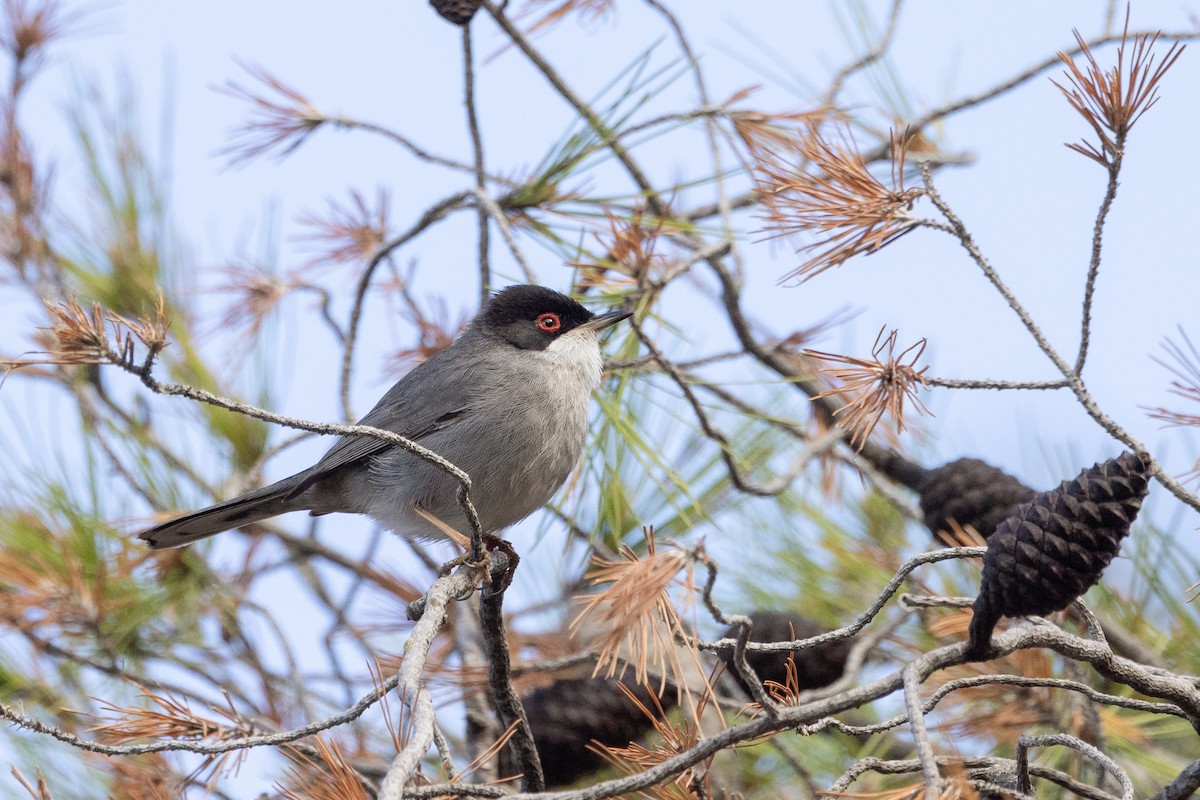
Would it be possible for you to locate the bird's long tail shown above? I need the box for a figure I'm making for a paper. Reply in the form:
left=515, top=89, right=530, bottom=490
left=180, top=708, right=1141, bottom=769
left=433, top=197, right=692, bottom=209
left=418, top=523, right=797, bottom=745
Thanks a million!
left=139, top=471, right=312, bottom=549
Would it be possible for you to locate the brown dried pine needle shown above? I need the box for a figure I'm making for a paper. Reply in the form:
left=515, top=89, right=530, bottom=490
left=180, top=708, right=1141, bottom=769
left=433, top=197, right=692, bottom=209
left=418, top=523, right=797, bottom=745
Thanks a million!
left=1148, top=328, right=1200, bottom=428
left=823, top=776, right=979, bottom=800
left=87, top=690, right=242, bottom=742
left=804, top=327, right=931, bottom=450
left=757, top=126, right=923, bottom=284
left=6, top=296, right=169, bottom=374
left=592, top=682, right=716, bottom=800
left=1, top=0, right=74, bottom=64
left=726, top=87, right=828, bottom=162
left=297, top=188, right=392, bottom=268
left=84, top=688, right=250, bottom=784
left=758, top=649, right=812, bottom=710
left=521, top=0, right=615, bottom=32
left=571, top=206, right=666, bottom=288
left=104, top=754, right=178, bottom=800
left=278, top=737, right=371, bottom=800
left=1148, top=328, right=1200, bottom=486
left=10, top=767, right=53, bottom=800
left=220, top=63, right=327, bottom=165
left=386, top=283, right=468, bottom=373
left=572, top=535, right=694, bottom=693
left=1053, top=19, right=1185, bottom=166
left=210, top=262, right=296, bottom=346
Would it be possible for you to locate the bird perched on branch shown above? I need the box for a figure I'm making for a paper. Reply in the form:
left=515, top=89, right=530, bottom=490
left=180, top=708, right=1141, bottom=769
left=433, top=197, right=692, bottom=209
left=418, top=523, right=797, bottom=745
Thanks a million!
left=140, top=285, right=630, bottom=549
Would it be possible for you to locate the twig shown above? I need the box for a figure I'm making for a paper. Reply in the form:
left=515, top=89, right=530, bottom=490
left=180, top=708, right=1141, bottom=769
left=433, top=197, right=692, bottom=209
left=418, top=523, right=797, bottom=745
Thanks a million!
left=326, top=116, right=490, bottom=179
left=1151, top=760, right=1200, bottom=800
left=829, top=756, right=1092, bottom=800
left=431, top=719, right=460, bottom=785
left=473, top=188, right=537, bottom=283
left=1072, top=598, right=1108, bottom=646
left=650, top=238, right=732, bottom=288
left=478, top=552, right=544, bottom=792
left=766, top=739, right=819, bottom=799
left=896, top=29, right=1200, bottom=147
left=627, top=312, right=834, bottom=498
left=903, top=661, right=942, bottom=789
left=837, top=446, right=925, bottom=523
left=456, top=593, right=502, bottom=784
left=463, top=24, right=490, bottom=305
left=1102, top=0, right=1120, bottom=35
left=917, top=165, right=1071, bottom=376
left=0, top=671, right=401, bottom=757
left=339, top=190, right=472, bottom=422
left=820, top=0, right=905, bottom=107
left=1016, top=733, right=1134, bottom=800
left=510, top=650, right=599, bottom=675
left=273, top=528, right=413, bottom=596
left=795, top=615, right=902, bottom=705
left=803, top=672, right=1188, bottom=738
left=918, top=162, right=1200, bottom=513
left=605, top=348, right=746, bottom=374
left=923, top=376, right=1069, bottom=390
left=696, top=547, right=986, bottom=656
left=379, top=566, right=483, bottom=799
left=643, top=0, right=734, bottom=238
left=693, top=548, right=778, bottom=716
left=1076, top=137, right=1124, bottom=375
left=483, top=1, right=665, bottom=217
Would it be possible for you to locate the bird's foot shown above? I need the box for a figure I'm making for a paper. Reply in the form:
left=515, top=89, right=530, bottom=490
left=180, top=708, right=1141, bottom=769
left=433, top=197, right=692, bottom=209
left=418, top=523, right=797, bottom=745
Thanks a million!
left=481, top=533, right=520, bottom=593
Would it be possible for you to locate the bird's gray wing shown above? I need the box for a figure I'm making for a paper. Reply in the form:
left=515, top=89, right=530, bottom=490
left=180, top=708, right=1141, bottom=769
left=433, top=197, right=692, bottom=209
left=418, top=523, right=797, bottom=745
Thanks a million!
left=285, top=342, right=478, bottom=498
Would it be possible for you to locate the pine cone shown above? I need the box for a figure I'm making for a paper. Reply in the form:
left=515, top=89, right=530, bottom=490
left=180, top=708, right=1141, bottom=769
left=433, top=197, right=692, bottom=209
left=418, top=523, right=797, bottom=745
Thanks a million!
left=918, top=458, right=1036, bottom=543
left=523, top=677, right=670, bottom=787
left=720, top=610, right=852, bottom=695
left=429, top=0, right=484, bottom=25
left=966, top=451, right=1152, bottom=659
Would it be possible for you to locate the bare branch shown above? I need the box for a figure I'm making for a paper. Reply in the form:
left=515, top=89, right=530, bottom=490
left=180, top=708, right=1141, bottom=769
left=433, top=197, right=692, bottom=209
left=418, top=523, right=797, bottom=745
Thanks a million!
left=478, top=552, right=544, bottom=792
left=1017, top=733, right=1135, bottom=800
left=339, top=190, right=472, bottom=422
left=379, top=566, right=483, bottom=799
left=1151, top=760, right=1200, bottom=800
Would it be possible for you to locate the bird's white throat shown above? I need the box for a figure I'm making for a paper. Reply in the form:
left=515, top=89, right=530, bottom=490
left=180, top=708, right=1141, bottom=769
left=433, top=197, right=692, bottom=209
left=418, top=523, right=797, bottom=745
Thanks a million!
left=537, top=328, right=604, bottom=392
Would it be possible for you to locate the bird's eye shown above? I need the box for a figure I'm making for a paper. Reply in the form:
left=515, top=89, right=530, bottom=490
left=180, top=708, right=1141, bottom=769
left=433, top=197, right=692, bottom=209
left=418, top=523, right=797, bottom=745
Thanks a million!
left=536, top=313, right=562, bottom=332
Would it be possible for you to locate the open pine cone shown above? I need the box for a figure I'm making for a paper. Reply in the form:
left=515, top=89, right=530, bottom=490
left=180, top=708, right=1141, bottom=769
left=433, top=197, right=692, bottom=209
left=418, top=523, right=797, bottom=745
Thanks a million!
left=966, top=451, right=1152, bottom=659
left=918, top=457, right=1036, bottom=543
left=719, top=610, right=852, bottom=695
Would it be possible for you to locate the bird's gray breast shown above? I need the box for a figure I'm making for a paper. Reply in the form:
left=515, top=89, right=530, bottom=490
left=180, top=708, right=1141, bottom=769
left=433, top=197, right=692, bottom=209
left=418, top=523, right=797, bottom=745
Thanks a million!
left=360, top=332, right=601, bottom=539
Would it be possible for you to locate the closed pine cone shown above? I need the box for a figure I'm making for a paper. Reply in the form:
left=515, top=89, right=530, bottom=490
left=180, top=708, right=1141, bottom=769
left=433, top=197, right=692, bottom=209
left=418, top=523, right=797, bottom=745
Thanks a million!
left=430, top=0, right=484, bottom=24
left=523, top=677, right=668, bottom=787
left=720, top=610, right=852, bottom=695
left=918, top=457, right=1036, bottom=543
left=966, top=451, right=1152, bottom=659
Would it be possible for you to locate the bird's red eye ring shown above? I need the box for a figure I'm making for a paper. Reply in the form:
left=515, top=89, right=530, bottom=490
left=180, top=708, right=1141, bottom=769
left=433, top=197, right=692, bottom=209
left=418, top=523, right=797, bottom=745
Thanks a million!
left=536, top=313, right=561, bottom=332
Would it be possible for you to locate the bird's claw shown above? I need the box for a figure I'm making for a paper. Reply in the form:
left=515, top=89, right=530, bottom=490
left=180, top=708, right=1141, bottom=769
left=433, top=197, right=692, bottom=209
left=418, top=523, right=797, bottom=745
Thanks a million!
left=481, top=533, right=519, bottom=593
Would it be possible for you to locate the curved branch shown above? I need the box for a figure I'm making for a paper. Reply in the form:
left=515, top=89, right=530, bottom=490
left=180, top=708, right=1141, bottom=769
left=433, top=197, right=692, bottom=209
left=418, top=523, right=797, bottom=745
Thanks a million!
left=339, top=191, right=472, bottom=422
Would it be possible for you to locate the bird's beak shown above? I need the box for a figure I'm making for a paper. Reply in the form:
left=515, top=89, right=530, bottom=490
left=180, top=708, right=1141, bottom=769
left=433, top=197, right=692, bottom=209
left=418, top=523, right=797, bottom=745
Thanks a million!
left=579, top=308, right=632, bottom=333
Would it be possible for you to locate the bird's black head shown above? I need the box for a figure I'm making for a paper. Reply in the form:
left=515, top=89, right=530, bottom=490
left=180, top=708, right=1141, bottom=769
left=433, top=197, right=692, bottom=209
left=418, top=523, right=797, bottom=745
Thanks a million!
left=481, top=285, right=615, bottom=351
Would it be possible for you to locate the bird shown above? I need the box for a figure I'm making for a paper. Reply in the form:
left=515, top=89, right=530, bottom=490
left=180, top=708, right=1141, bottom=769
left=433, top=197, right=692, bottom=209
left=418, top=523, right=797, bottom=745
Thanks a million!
left=140, top=285, right=630, bottom=549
